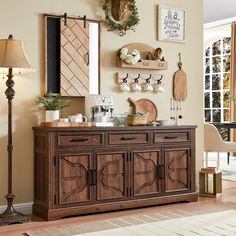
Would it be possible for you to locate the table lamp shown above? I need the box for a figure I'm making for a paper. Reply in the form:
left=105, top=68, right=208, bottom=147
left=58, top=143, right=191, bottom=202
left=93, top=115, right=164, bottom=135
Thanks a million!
left=0, top=34, right=33, bottom=225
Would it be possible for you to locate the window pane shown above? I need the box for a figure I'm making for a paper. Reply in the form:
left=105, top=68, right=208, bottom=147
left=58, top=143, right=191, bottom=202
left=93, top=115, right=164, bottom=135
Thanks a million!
left=212, top=40, right=221, bottom=56
left=205, top=58, right=210, bottom=74
left=224, top=109, right=230, bottom=122
left=223, top=55, right=231, bottom=72
left=204, top=92, right=210, bottom=108
left=223, top=37, right=231, bottom=54
left=205, top=109, right=211, bottom=122
left=223, top=73, right=230, bottom=89
left=212, top=74, right=221, bottom=90
left=223, top=91, right=230, bottom=108
left=212, top=57, right=221, bottom=73
left=212, top=92, right=221, bottom=108
left=205, top=75, right=210, bottom=90
left=205, top=47, right=210, bottom=57
left=213, top=109, right=221, bottom=122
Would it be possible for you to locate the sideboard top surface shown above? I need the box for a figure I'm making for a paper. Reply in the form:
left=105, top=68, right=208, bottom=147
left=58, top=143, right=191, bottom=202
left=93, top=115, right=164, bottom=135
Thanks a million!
left=33, top=125, right=197, bottom=132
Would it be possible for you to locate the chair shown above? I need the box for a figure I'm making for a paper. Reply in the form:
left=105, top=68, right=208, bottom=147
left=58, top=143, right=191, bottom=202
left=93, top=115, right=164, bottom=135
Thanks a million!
left=204, top=123, right=236, bottom=167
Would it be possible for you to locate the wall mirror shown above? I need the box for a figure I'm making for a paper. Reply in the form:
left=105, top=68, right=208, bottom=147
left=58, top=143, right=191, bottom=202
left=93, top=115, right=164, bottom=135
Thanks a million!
left=45, top=14, right=100, bottom=97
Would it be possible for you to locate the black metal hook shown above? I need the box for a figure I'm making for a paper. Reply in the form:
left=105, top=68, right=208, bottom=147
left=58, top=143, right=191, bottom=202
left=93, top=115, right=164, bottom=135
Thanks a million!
left=64, top=13, right=67, bottom=26
left=134, top=74, right=140, bottom=83
left=157, top=75, right=163, bottom=84
left=123, top=73, right=129, bottom=83
left=146, top=74, right=152, bottom=83
left=83, top=15, right=87, bottom=28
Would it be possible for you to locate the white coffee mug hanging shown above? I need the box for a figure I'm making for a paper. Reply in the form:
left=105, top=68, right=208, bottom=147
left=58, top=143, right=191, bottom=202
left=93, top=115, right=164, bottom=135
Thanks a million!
left=131, top=82, right=142, bottom=91
left=154, top=84, right=164, bottom=93
left=143, top=78, right=153, bottom=91
left=120, top=82, right=130, bottom=92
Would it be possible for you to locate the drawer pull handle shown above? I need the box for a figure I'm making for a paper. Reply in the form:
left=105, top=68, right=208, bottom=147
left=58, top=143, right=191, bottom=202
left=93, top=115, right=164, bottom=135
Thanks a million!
left=164, top=136, right=178, bottom=139
left=120, top=137, right=136, bottom=141
left=70, top=138, right=89, bottom=142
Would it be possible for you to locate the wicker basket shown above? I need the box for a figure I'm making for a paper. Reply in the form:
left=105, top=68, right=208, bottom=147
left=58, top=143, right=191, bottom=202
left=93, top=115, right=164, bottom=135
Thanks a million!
left=126, top=113, right=148, bottom=126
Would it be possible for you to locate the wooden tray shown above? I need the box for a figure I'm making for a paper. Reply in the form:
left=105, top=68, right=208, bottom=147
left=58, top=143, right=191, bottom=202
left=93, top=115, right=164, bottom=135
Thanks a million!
left=41, top=122, right=94, bottom=127
left=128, top=98, right=158, bottom=123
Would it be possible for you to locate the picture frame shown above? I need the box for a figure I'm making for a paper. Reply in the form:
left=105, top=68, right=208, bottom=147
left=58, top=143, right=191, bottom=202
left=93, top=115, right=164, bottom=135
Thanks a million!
left=157, top=5, right=186, bottom=43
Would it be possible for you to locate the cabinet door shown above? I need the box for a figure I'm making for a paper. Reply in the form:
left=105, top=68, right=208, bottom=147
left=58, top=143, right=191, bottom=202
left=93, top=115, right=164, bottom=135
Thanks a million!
left=131, top=149, right=161, bottom=199
left=95, top=149, right=129, bottom=202
left=163, top=147, right=191, bottom=195
left=56, top=152, right=93, bottom=205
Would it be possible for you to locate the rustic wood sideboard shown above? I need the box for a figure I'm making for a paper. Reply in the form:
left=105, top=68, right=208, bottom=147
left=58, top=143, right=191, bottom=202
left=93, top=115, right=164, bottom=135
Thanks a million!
left=33, top=125, right=197, bottom=220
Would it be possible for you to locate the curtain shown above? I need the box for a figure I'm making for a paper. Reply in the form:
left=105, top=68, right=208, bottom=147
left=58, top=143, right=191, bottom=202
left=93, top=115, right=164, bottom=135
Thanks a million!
left=230, top=23, right=236, bottom=146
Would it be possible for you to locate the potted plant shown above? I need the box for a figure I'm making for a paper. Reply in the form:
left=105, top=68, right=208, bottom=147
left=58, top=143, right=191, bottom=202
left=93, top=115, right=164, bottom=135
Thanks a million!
left=36, top=92, right=70, bottom=122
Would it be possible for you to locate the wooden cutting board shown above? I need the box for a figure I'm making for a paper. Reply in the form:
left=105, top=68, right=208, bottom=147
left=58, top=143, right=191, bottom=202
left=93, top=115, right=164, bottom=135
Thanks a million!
left=128, top=98, right=158, bottom=123
left=173, top=54, right=187, bottom=101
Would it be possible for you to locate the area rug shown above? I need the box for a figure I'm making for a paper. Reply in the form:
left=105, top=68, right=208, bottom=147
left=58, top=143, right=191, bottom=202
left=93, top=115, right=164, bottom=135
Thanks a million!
left=26, top=209, right=236, bottom=236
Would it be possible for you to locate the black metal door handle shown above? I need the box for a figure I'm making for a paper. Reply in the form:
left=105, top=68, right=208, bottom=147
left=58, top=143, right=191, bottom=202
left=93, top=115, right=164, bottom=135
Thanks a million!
left=120, top=137, right=136, bottom=141
left=86, top=52, right=89, bottom=66
left=164, top=136, right=178, bottom=139
left=70, top=138, right=89, bottom=142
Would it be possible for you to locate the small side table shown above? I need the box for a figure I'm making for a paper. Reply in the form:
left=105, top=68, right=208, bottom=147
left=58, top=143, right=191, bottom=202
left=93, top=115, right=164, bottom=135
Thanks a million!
left=199, top=167, right=222, bottom=197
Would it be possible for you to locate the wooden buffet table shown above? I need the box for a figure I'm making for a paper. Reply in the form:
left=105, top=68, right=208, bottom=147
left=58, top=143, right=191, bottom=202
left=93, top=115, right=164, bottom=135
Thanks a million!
left=33, top=125, right=197, bottom=220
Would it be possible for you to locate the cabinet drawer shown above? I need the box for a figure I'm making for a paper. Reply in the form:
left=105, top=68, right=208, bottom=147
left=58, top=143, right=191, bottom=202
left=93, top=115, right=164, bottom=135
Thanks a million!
left=154, top=131, right=190, bottom=143
left=108, top=131, right=150, bottom=145
left=57, top=132, right=104, bottom=147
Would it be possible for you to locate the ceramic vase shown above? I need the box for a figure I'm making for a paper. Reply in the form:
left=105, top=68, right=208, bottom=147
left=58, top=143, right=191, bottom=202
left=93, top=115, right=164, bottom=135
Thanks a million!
left=45, top=110, right=59, bottom=122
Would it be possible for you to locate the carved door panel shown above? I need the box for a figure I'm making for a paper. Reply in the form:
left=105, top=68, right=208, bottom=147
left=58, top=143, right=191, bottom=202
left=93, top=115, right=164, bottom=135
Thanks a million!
left=163, top=147, right=191, bottom=195
left=95, top=149, right=129, bottom=202
left=57, top=152, right=93, bottom=205
left=131, top=149, right=161, bottom=199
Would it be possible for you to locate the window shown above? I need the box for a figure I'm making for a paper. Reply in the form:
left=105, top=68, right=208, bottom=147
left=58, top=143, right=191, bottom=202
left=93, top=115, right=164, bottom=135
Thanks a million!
left=204, top=37, right=231, bottom=123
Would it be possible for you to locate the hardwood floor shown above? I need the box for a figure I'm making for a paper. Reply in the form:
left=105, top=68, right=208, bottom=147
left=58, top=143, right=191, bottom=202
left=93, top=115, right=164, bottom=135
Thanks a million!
left=0, top=180, right=236, bottom=236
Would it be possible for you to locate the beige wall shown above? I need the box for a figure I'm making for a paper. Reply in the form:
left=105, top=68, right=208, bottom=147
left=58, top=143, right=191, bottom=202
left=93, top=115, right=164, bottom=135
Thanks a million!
left=0, top=0, right=203, bottom=205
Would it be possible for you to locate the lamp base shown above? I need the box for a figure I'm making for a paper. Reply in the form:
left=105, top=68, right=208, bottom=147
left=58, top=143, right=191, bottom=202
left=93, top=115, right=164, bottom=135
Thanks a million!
left=0, top=207, right=31, bottom=226
left=0, top=193, right=31, bottom=226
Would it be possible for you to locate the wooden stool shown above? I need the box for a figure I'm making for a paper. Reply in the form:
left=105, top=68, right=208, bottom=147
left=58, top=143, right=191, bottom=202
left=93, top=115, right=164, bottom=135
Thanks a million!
left=199, top=167, right=222, bottom=197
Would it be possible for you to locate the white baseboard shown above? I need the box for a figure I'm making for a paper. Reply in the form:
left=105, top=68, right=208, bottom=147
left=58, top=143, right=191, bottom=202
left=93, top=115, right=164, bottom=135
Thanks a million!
left=196, top=184, right=199, bottom=193
left=0, top=202, right=33, bottom=214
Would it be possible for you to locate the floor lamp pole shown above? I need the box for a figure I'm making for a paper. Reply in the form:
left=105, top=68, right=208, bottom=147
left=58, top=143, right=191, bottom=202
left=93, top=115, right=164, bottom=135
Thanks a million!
left=0, top=68, right=30, bottom=225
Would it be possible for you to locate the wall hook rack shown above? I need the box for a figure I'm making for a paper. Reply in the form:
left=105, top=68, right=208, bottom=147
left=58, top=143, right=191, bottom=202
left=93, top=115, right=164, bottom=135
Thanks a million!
left=117, top=73, right=165, bottom=93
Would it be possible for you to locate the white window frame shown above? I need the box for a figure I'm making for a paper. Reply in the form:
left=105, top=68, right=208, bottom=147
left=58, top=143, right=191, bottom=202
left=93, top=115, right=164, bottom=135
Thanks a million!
left=204, top=31, right=231, bottom=123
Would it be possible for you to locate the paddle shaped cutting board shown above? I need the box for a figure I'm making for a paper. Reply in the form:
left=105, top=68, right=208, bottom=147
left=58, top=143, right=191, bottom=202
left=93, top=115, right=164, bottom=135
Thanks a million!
left=173, top=56, right=187, bottom=101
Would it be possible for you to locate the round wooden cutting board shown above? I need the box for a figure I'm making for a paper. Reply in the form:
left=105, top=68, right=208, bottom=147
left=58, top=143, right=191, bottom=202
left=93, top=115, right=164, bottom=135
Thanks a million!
left=128, top=98, right=158, bottom=123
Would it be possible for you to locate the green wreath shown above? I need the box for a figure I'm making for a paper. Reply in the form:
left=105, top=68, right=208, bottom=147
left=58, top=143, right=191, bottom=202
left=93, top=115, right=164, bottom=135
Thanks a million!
left=102, top=0, right=140, bottom=36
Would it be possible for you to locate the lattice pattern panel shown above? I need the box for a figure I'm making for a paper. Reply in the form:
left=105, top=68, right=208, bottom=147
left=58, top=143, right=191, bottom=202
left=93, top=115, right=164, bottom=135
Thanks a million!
left=60, top=19, right=89, bottom=96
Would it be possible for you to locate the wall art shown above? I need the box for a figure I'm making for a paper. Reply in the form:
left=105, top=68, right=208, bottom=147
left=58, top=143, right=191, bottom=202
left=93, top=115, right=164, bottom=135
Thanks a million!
left=158, top=5, right=186, bottom=43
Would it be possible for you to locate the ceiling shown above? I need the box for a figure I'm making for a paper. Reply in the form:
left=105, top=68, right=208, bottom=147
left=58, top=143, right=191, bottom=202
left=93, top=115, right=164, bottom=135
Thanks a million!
left=204, top=0, right=236, bottom=23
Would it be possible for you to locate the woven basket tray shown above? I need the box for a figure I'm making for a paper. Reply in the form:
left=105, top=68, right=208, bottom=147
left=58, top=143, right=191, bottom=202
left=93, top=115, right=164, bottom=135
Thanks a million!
left=126, top=114, right=148, bottom=126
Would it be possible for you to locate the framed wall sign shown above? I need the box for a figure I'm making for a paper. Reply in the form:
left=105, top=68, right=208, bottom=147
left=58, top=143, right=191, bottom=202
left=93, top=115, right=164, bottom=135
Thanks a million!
left=158, top=5, right=186, bottom=43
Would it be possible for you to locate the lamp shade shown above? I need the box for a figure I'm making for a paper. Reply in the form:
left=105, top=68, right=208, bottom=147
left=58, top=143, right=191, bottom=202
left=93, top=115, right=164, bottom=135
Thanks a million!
left=0, top=34, right=32, bottom=69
